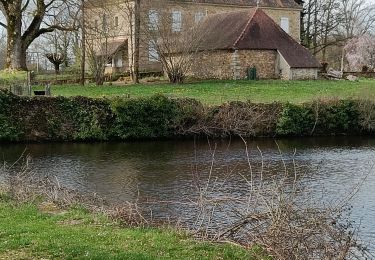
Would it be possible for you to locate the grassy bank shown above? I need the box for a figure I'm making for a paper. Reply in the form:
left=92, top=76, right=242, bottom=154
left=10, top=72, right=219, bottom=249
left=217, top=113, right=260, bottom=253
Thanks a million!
left=0, top=200, right=253, bottom=259
left=33, top=79, right=375, bottom=105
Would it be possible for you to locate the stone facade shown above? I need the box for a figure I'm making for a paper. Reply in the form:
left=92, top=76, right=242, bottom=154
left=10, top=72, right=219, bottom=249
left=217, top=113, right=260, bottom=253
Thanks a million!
left=186, top=50, right=278, bottom=80
left=85, top=0, right=302, bottom=74
left=290, top=68, right=318, bottom=80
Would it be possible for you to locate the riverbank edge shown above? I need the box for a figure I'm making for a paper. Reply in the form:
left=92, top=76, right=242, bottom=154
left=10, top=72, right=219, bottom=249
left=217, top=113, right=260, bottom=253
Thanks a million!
left=0, top=195, right=259, bottom=259
left=1, top=89, right=374, bottom=142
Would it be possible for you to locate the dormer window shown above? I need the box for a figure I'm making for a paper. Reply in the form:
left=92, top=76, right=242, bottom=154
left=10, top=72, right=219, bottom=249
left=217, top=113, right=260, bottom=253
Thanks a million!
left=280, top=17, right=289, bottom=34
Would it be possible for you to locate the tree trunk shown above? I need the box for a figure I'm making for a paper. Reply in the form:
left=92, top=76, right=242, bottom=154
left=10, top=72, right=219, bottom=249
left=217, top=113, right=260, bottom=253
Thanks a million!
left=133, top=0, right=140, bottom=84
left=5, top=4, right=28, bottom=70
left=54, top=63, right=60, bottom=74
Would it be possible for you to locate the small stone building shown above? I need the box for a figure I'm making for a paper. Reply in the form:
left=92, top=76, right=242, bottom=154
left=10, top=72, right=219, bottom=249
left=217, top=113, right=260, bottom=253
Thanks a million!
left=184, top=8, right=320, bottom=80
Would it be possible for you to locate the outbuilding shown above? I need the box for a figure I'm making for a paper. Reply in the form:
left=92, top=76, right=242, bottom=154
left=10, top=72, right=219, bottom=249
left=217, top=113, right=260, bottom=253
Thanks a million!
left=184, top=8, right=321, bottom=80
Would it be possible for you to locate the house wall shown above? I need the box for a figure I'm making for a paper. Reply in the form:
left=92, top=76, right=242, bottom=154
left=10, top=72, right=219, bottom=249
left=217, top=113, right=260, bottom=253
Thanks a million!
left=185, top=49, right=278, bottom=80
left=278, top=52, right=291, bottom=80
left=152, top=2, right=302, bottom=41
left=85, top=0, right=302, bottom=74
left=277, top=52, right=318, bottom=80
left=290, top=68, right=318, bottom=80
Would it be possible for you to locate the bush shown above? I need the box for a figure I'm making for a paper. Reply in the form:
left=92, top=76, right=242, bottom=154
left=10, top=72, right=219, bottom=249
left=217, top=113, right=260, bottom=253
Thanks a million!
left=111, top=95, right=180, bottom=139
left=276, top=103, right=315, bottom=136
left=0, top=90, right=23, bottom=141
left=55, top=96, right=115, bottom=141
left=276, top=100, right=360, bottom=136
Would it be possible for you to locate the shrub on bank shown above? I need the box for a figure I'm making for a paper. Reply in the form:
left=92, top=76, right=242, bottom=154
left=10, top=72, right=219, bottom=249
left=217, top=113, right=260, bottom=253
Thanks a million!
left=276, top=100, right=360, bottom=136
left=0, top=90, right=23, bottom=141
left=111, top=95, right=180, bottom=139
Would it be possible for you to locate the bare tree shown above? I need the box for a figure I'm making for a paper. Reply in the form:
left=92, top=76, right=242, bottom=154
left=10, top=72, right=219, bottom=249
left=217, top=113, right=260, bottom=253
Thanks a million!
left=302, top=0, right=375, bottom=69
left=0, top=0, right=79, bottom=71
left=141, top=0, right=206, bottom=84
left=84, top=0, right=125, bottom=85
left=45, top=53, right=65, bottom=74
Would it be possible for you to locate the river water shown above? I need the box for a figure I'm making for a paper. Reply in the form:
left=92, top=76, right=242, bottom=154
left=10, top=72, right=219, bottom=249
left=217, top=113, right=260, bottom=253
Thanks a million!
left=1, top=137, right=374, bottom=252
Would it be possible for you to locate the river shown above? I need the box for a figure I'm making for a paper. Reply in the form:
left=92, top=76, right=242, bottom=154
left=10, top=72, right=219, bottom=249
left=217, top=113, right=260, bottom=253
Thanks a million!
left=1, top=137, right=374, bottom=253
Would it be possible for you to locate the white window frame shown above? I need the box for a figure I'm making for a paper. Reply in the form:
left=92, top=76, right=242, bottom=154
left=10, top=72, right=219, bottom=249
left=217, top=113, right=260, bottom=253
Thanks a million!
left=280, top=17, right=290, bottom=34
left=195, top=11, right=205, bottom=23
left=148, top=10, right=159, bottom=31
left=171, top=11, right=182, bottom=32
left=148, top=40, right=159, bottom=62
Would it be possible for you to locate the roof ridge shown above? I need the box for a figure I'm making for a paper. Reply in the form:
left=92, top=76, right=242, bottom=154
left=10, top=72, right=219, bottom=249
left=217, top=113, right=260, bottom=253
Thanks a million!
left=232, top=8, right=258, bottom=48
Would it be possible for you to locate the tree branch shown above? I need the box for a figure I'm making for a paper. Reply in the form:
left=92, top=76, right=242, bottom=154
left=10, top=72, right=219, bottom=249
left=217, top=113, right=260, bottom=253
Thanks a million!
left=0, top=21, right=6, bottom=29
left=21, top=0, right=31, bottom=13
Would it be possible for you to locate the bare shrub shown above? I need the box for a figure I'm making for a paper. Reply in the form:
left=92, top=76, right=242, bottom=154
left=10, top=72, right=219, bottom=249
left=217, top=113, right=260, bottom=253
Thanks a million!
left=189, top=139, right=371, bottom=259
left=177, top=101, right=283, bottom=137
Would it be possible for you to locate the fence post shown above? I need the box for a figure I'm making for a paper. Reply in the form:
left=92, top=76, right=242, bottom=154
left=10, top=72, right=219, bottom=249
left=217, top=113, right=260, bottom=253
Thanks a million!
left=45, top=84, right=51, bottom=96
left=27, top=71, right=32, bottom=86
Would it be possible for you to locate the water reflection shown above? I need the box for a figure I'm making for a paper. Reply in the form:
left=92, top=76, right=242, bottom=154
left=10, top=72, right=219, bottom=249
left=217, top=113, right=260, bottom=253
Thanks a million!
left=1, top=136, right=375, bottom=250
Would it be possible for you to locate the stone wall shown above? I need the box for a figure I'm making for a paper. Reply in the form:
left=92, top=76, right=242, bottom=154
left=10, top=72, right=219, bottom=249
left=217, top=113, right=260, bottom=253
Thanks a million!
left=290, top=68, right=318, bottom=80
left=185, top=49, right=278, bottom=80
left=237, top=50, right=277, bottom=79
left=278, top=52, right=291, bottom=80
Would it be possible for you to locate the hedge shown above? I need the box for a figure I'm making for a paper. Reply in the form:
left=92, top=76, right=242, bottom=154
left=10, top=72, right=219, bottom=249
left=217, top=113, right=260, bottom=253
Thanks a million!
left=0, top=90, right=373, bottom=142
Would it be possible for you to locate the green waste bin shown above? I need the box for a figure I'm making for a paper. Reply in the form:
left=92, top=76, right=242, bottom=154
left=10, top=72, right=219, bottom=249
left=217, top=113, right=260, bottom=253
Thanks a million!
left=247, top=66, right=257, bottom=80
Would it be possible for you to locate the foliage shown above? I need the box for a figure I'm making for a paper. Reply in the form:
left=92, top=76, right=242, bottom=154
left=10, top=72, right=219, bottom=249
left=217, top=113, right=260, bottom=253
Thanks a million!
left=55, top=96, right=114, bottom=141
left=0, top=91, right=23, bottom=141
left=276, top=100, right=360, bottom=136
left=0, top=70, right=27, bottom=86
left=111, top=95, right=180, bottom=139
left=0, top=89, right=374, bottom=141
left=276, top=103, right=315, bottom=136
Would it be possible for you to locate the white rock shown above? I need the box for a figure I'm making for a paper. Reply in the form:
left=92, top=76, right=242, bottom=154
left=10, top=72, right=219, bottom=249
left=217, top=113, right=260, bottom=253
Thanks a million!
left=346, top=75, right=359, bottom=82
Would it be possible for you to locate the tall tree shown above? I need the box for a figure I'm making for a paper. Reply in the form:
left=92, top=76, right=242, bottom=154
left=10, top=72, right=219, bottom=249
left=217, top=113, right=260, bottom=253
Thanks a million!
left=0, top=0, right=77, bottom=71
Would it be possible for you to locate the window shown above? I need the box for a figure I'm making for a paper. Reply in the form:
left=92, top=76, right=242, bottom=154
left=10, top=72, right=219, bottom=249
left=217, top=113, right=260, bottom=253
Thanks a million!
left=148, top=40, right=159, bottom=62
left=280, top=17, right=289, bottom=34
left=102, top=14, right=108, bottom=32
left=148, top=10, right=159, bottom=30
left=195, top=11, right=205, bottom=23
left=114, top=16, right=119, bottom=27
left=172, top=11, right=182, bottom=32
left=94, top=19, right=98, bottom=29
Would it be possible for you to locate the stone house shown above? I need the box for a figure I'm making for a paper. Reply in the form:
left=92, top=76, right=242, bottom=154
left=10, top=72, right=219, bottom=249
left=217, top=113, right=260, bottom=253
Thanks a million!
left=85, top=0, right=306, bottom=76
left=177, top=8, right=320, bottom=80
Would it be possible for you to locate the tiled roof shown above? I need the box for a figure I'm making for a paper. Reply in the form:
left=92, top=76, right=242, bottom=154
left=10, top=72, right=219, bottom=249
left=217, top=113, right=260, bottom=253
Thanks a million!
left=176, top=0, right=302, bottom=9
left=197, top=8, right=320, bottom=68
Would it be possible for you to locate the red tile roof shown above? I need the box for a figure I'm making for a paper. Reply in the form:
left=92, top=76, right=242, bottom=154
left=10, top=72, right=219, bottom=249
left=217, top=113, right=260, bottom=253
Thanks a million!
left=176, top=0, right=302, bottom=9
left=197, top=8, right=320, bottom=68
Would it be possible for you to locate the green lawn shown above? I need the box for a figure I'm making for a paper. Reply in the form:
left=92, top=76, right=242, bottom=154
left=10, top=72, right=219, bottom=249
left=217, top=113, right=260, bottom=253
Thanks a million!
left=0, top=201, right=254, bottom=259
left=33, top=79, right=375, bottom=105
left=0, top=70, right=28, bottom=85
